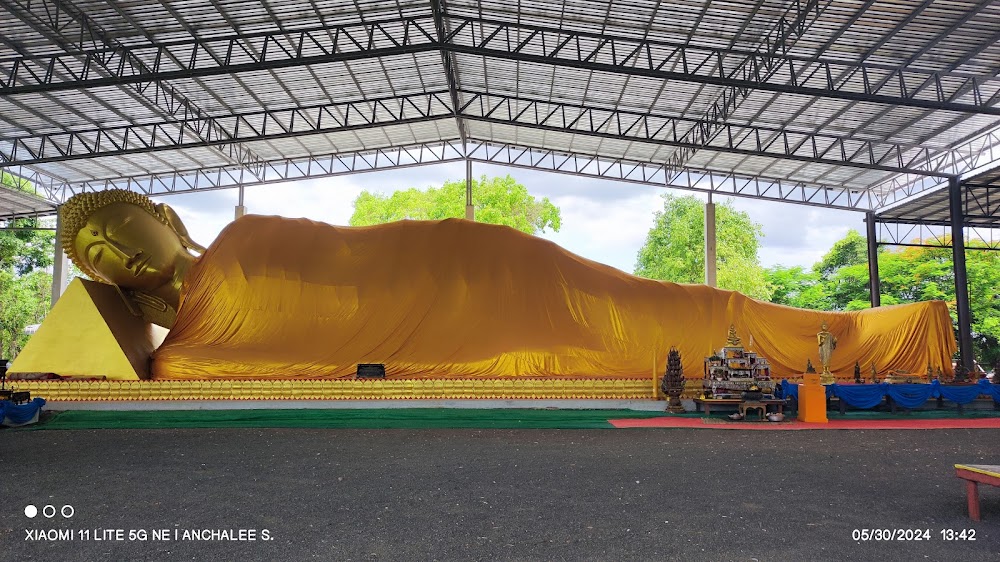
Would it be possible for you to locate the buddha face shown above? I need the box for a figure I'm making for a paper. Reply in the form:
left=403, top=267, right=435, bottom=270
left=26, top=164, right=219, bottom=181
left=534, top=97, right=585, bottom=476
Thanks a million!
left=72, top=202, right=187, bottom=292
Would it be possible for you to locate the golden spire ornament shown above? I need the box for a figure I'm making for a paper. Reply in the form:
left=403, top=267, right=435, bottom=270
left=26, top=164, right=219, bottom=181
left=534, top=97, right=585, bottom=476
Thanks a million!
left=726, top=324, right=741, bottom=347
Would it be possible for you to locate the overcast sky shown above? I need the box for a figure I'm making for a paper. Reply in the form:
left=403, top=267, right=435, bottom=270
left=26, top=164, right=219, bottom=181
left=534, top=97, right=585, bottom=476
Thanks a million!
left=154, top=161, right=867, bottom=274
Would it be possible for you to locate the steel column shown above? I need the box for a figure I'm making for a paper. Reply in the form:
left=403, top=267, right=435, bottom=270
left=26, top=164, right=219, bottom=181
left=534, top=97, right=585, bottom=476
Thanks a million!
left=865, top=212, right=880, bottom=308
left=235, top=185, right=246, bottom=219
left=50, top=210, right=67, bottom=307
left=705, top=193, right=717, bottom=287
left=949, top=177, right=974, bottom=378
left=465, top=159, right=474, bottom=220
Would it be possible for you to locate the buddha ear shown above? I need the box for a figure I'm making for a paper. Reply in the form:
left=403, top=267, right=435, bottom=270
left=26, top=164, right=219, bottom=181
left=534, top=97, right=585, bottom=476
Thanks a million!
left=155, top=203, right=207, bottom=255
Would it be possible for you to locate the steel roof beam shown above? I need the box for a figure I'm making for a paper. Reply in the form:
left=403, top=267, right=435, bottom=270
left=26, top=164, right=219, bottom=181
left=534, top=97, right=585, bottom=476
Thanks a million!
left=0, top=16, right=441, bottom=94
left=795, top=2, right=999, bottom=207
left=1, top=89, right=955, bottom=177
left=874, top=221, right=1000, bottom=250
left=34, top=138, right=873, bottom=211
left=430, top=0, right=467, bottom=148
left=44, top=140, right=470, bottom=202
left=0, top=90, right=455, bottom=166
left=868, top=127, right=1000, bottom=209
left=457, top=91, right=943, bottom=176
left=466, top=141, right=872, bottom=211
left=4, top=14, right=1000, bottom=117
left=2, top=0, right=265, bottom=176
left=667, top=0, right=824, bottom=174
left=442, top=16, right=1000, bottom=116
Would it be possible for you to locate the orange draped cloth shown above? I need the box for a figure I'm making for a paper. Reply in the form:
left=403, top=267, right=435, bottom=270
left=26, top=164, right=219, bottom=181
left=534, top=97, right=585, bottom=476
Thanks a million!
left=152, top=216, right=956, bottom=379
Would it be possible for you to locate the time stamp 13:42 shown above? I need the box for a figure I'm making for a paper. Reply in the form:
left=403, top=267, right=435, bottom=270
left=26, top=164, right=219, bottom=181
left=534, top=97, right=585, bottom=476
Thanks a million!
left=852, top=529, right=976, bottom=541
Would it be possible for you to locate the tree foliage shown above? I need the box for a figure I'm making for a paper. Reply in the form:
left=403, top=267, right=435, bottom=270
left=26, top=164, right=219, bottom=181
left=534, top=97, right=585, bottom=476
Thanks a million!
left=766, top=229, right=1000, bottom=367
left=0, top=173, right=54, bottom=358
left=349, top=174, right=561, bottom=235
left=634, top=194, right=771, bottom=299
left=0, top=172, right=54, bottom=274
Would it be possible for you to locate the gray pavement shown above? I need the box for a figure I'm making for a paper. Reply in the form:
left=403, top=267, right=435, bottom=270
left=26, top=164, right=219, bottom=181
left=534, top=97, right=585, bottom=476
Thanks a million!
left=2, top=427, right=998, bottom=561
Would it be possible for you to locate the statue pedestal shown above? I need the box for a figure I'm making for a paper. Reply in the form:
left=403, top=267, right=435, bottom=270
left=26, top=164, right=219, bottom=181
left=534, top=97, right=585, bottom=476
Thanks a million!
left=798, top=373, right=828, bottom=423
left=9, top=278, right=167, bottom=380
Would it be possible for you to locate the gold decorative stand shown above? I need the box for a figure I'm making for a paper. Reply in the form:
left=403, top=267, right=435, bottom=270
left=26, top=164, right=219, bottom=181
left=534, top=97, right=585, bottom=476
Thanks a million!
left=13, top=378, right=654, bottom=401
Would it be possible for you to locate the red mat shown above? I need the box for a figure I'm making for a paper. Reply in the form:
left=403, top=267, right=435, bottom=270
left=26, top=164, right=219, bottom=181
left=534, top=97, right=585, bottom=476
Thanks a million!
left=609, top=416, right=1000, bottom=430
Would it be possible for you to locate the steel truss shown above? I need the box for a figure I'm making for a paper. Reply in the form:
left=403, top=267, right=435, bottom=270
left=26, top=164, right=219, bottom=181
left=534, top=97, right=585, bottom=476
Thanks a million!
left=468, top=142, right=874, bottom=210
left=875, top=222, right=1000, bottom=251
left=1, top=5, right=998, bottom=218
left=0, top=89, right=960, bottom=178
left=667, top=0, right=822, bottom=174
left=34, top=140, right=467, bottom=202
left=0, top=16, right=441, bottom=95
left=25, top=139, right=875, bottom=211
left=3, top=0, right=265, bottom=174
left=4, top=14, right=1000, bottom=118
left=1, top=91, right=455, bottom=166
left=964, top=184, right=1000, bottom=221
left=870, top=127, right=1000, bottom=206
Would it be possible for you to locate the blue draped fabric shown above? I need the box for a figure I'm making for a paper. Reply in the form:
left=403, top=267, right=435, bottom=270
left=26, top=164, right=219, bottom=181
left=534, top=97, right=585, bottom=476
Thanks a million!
left=884, top=383, right=937, bottom=409
left=0, top=397, right=45, bottom=426
left=936, top=380, right=995, bottom=404
left=780, top=380, right=835, bottom=400
left=779, top=379, right=1000, bottom=410
left=830, top=383, right=887, bottom=409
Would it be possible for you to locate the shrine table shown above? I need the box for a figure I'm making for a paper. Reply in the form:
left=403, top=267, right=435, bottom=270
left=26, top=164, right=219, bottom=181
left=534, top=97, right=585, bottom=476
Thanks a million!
left=693, top=398, right=786, bottom=415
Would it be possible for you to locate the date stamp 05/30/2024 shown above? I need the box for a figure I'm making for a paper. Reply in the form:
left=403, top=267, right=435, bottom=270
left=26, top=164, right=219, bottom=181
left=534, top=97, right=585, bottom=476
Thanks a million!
left=852, top=528, right=977, bottom=542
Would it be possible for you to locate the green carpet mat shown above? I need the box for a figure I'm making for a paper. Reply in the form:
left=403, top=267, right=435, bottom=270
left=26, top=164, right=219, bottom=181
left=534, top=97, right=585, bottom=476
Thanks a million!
left=30, top=408, right=667, bottom=430
left=18, top=406, right=1000, bottom=431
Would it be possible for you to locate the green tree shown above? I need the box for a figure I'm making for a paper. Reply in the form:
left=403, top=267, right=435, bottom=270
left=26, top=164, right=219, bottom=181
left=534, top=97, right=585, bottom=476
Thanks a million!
left=815, top=229, right=868, bottom=276
left=0, top=172, right=54, bottom=274
left=765, top=231, right=1000, bottom=367
left=350, top=174, right=561, bottom=235
left=766, top=265, right=831, bottom=309
left=0, top=173, right=55, bottom=358
left=634, top=194, right=771, bottom=299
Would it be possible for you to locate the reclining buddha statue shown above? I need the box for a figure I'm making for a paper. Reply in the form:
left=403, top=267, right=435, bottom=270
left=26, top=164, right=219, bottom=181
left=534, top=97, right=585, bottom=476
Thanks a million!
left=60, top=189, right=957, bottom=380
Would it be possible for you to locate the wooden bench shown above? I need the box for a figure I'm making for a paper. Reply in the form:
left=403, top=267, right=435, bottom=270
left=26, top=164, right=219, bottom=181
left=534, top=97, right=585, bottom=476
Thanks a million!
left=954, top=464, right=1000, bottom=521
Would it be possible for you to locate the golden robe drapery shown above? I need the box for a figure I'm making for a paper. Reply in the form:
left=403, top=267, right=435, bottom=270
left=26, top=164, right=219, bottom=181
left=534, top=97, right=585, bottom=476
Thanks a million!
left=152, top=216, right=956, bottom=379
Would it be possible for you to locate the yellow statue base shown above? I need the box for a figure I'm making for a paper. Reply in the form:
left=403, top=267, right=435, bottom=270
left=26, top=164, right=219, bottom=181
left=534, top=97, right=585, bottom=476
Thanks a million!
left=9, top=378, right=654, bottom=401
left=820, top=369, right=836, bottom=385
left=9, top=279, right=167, bottom=380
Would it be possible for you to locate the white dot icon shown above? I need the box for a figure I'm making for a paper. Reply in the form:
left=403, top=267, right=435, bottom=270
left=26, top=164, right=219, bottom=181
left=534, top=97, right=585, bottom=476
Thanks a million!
left=24, top=505, right=37, bottom=518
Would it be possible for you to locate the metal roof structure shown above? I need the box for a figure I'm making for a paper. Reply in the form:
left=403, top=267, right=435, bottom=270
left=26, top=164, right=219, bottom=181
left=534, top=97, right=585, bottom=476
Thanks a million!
left=874, top=175, right=1000, bottom=249
left=0, top=177, right=56, bottom=219
left=2, top=0, right=1000, bottom=224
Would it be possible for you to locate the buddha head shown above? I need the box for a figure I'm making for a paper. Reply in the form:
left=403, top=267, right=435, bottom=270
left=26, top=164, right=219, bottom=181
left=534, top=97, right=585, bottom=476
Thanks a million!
left=61, top=189, right=206, bottom=326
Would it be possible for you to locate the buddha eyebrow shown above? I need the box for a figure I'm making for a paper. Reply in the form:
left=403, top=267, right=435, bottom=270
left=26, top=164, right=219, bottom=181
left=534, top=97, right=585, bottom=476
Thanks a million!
left=106, top=215, right=132, bottom=237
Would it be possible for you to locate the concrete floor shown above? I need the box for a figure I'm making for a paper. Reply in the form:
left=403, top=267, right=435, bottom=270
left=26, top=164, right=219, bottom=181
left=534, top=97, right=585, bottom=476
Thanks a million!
left=2, top=427, right=998, bottom=561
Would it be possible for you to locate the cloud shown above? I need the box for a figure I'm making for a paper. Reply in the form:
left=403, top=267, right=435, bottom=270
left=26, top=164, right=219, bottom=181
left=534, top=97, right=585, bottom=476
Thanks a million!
left=729, top=198, right=865, bottom=268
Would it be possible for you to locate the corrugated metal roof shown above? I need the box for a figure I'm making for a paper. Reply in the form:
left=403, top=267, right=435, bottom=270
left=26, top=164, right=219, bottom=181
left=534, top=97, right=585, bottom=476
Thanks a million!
left=1, top=0, right=999, bottom=216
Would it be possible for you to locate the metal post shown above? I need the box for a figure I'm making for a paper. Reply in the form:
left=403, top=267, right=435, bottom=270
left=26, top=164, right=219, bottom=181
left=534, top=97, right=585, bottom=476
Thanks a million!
left=949, top=177, right=974, bottom=378
left=51, top=210, right=68, bottom=307
left=704, top=192, right=717, bottom=287
left=865, top=212, right=881, bottom=308
left=235, top=185, right=246, bottom=219
left=465, top=159, right=474, bottom=220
